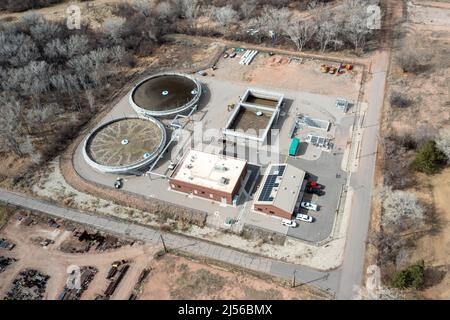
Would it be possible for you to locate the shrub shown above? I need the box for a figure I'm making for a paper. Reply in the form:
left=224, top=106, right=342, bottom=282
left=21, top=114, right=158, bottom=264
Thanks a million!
left=390, top=91, right=412, bottom=108
left=396, top=50, right=422, bottom=73
left=391, top=260, right=425, bottom=290
left=379, top=186, right=425, bottom=231
left=436, top=128, right=450, bottom=161
left=412, top=140, right=448, bottom=174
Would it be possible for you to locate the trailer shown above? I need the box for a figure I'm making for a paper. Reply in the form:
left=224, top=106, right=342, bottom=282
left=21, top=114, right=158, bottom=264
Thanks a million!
left=289, top=137, right=300, bottom=156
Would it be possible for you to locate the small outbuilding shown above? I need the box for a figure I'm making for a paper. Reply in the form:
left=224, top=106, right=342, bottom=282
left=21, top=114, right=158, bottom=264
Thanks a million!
left=253, top=164, right=306, bottom=219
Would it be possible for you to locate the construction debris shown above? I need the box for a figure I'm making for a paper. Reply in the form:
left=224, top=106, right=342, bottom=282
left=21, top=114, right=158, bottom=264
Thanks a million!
left=97, top=260, right=130, bottom=300
left=59, top=266, right=98, bottom=300
left=239, top=50, right=258, bottom=65
left=128, top=268, right=151, bottom=300
left=4, top=269, right=49, bottom=300
left=21, top=216, right=36, bottom=227
left=59, top=229, right=133, bottom=254
left=0, top=256, right=17, bottom=273
left=0, top=238, right=15, bottom=251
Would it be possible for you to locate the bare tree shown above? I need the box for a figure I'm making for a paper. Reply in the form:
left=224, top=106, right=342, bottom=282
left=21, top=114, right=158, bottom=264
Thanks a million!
left=50, top=72, right=80, bottom=95
left=19, top=135, right=41, bottom=164
left=342, top=0, right=372, bottom=53
left=103, top=16, right=126, bottom=44
left=0, top=94, right=24, bottom=156
left=44, top=38, right=68, bottom=60
left=132, top=0, right=153, bottom=17
left=379, top=186, right=426, bottom=230
left=284, top=17, right=316, bottom=51
left=175, top=0, right=199, bottom=23
left=240, top=0, right=257, bottom=19
left=257, top=6, right=292, bottom=43
left=30, top=21, right=62, bottom=42
left=314, top=9, right=339, bottom=52
left=0, top=33, right=39, bottom=67
left=155, top=1, right=176, bottom=22
left=213, top=5, right=239, bottom=28
left=66, top=34, right=90, bottom=58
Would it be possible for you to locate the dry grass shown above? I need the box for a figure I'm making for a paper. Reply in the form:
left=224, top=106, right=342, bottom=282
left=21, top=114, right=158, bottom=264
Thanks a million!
left=171, top=268, right=226, bottom=299
left=0, top=203, right=12, bottom=229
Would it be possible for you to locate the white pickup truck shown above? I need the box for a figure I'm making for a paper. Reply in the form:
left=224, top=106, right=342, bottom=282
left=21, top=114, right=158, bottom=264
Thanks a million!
left=295, top=213, right=313, bottom=223
left=300, top=201, right=318, bottom=211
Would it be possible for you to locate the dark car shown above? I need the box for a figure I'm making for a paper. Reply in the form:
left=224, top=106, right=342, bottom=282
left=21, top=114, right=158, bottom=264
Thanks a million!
left=114, top=178, right=123, bottom=189
left=305, top=187, right=324, bottom=196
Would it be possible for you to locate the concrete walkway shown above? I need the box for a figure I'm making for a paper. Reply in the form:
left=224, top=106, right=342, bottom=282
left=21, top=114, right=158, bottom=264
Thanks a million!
left=0, top=188, right=339, bottom=295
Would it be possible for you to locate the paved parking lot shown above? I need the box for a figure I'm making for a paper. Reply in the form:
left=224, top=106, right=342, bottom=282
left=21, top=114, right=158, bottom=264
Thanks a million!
left=286, top=150, right=348, bottom=243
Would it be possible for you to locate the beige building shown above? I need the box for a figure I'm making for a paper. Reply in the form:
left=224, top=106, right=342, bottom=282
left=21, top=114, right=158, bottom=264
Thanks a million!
left=253, top=164, right=306, bottom=219
left=169, top=149, right=247, bottom=205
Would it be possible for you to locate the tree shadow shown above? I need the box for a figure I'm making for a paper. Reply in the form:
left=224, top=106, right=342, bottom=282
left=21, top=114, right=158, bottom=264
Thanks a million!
left=423, top=265, right=447, bottom=289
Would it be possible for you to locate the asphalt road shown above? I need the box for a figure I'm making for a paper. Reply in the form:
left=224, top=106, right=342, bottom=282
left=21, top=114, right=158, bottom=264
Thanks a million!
left=0, top=188, right=339, bottom=295
left=334, top=0, right=400, bottom=298
left=335, top=51, right=390, bottom=299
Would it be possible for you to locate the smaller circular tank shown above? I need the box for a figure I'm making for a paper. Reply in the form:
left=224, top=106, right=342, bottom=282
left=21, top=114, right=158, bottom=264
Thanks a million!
left=129, top=73, right=202, bottom=117
left=83, top=117, right=166, bottom=173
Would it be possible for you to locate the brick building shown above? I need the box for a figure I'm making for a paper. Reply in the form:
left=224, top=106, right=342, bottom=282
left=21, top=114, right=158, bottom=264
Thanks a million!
left=253, top=164, right=306, bottom=219
left=169, top=149, right=247, bottom=205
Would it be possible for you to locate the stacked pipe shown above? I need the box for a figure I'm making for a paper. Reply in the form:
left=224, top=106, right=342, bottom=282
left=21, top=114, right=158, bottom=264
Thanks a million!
left=239, top=50, right=258, bottom=65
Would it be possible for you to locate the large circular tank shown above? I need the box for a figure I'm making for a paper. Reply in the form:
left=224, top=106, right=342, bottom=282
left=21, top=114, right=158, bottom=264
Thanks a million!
left=129, top=73, right=201, bottom=117
left=83, top=117, right=166, bottom=173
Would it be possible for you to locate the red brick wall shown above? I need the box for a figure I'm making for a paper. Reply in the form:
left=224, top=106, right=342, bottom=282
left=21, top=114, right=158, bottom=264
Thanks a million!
left=169, top=164, right=247, bottom=204
left=254, top=204, right=292, bottom=219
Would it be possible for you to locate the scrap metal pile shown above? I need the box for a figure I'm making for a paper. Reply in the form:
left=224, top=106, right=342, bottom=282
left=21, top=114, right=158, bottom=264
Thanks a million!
left=0, top=256, right=17, bottom=273
left=60, top=229, right=133, bottom=254
left=96, top=260, right=130, bottom=300
left=4, top=269, right=49, bottom=300
left=59, top=266, right=98, bottom=300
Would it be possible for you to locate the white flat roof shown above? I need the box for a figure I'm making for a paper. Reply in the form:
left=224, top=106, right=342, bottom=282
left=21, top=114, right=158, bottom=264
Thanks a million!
left=254, top=164, right=305, bottom=214
left=170, top=149, right=247, bottom=194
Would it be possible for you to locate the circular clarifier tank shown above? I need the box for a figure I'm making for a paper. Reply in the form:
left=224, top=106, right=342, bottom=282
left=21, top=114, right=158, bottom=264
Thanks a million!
left=129, top=73, right=202, bottom=117
left=83, top=117, right=166, bottom=173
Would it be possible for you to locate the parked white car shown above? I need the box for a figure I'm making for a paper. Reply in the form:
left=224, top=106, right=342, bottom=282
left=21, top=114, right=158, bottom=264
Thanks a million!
left=281, top=219, right=297, bottom=228
left=296, top=213, right=313, bottom=223
left=168, top=161, right=176, bottom=170
left=300, top=201, right=318, bottom=211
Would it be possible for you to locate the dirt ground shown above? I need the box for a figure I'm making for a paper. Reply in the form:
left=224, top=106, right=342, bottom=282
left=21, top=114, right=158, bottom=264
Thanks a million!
left=408, top=168, right=450, bottom=299
left=0, top=213, right=156, bottom=300
left=0, top=213, right=322, bottom=300
left=374, top=1, right=450, bottom=298
left=212, top=50, right=363, bottom=102
left=139, top=254, right=322, bottom=300
left=388, top=24, right=450, bottom=134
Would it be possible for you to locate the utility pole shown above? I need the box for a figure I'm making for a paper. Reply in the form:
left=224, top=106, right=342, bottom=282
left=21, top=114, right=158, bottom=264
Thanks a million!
left=160, top=234, right=168, bottom=253
left=292, top=270, right=296, bottom=288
